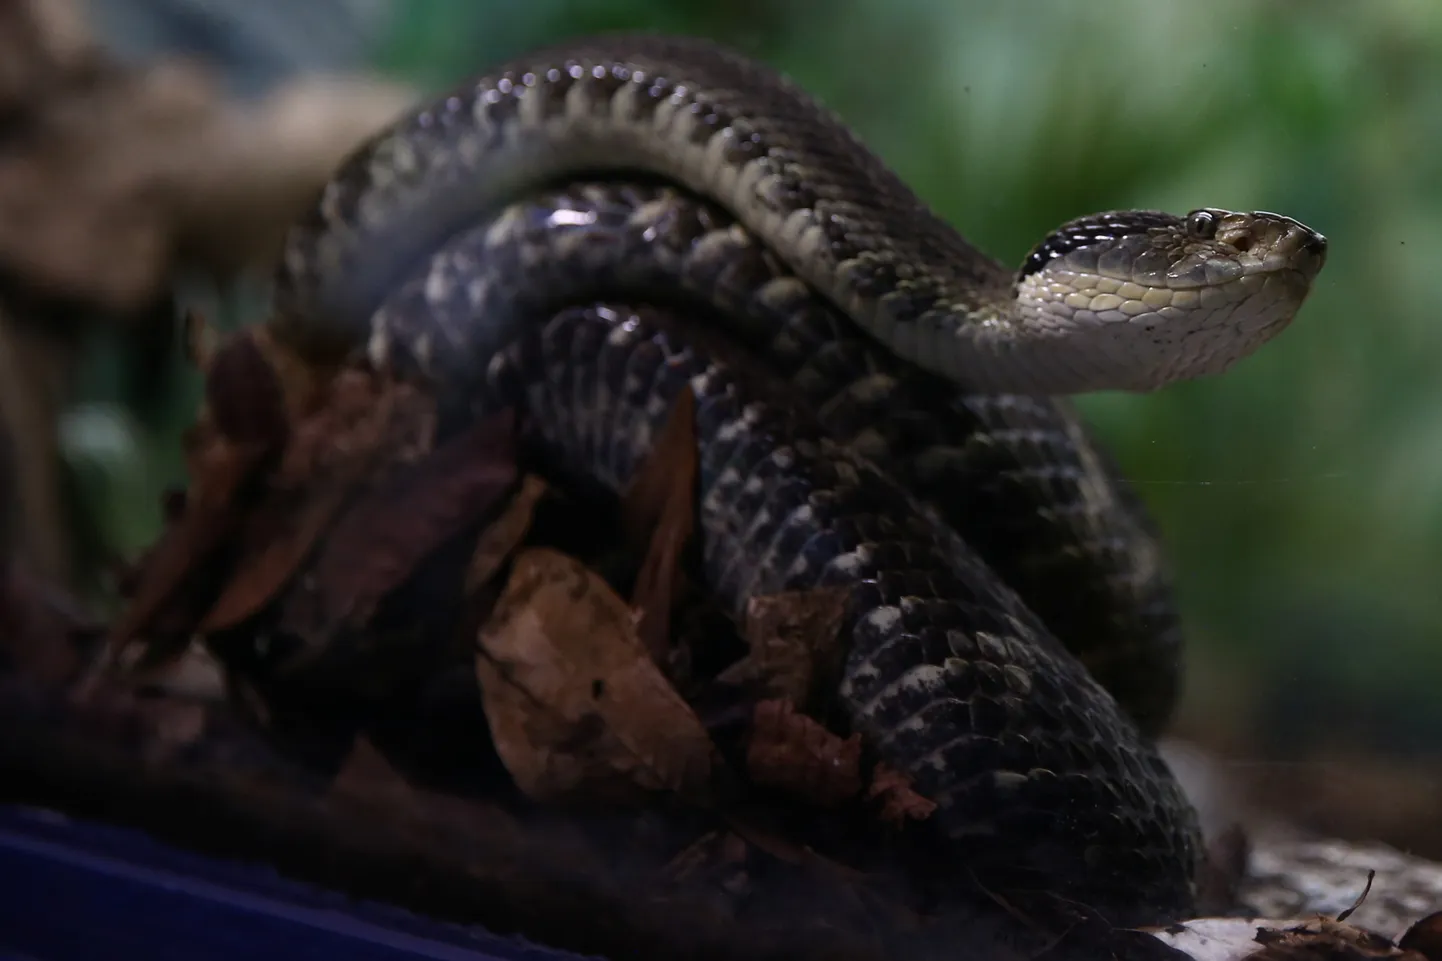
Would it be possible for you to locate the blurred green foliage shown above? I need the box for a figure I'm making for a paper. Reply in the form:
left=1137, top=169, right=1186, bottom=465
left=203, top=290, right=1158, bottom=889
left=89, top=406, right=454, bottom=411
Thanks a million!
left=69, top=0, right=1442, bottom=754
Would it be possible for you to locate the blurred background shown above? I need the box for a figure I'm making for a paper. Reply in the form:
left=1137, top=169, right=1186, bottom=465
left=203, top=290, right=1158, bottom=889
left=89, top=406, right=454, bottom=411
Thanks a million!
left=22, top=0, right=1442, bottom=849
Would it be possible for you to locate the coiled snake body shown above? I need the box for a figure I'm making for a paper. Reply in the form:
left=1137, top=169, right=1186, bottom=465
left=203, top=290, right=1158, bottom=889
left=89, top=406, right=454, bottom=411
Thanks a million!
left=270, top=35, right=1327, bottom=922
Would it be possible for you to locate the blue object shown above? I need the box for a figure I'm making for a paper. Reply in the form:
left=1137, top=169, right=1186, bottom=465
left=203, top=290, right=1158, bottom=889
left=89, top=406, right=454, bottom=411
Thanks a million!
left=0, top=805, right=598, bottom=961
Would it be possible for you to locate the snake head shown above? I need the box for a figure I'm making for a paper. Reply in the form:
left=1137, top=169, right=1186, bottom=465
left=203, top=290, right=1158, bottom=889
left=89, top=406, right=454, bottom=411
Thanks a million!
left=1013, top=208, right=1327, bottom=392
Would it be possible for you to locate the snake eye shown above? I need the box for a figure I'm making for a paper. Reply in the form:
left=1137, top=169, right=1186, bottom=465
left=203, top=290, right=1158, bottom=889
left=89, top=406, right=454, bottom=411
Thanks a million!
left=1185, top=209, right=1220, bottom=239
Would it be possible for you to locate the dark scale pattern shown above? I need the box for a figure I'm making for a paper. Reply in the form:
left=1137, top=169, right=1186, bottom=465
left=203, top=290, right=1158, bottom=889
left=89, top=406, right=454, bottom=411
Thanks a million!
left=1018, top=210, right=1181, bottom=280
left=468, top=303, right=1200, bottom=923
left=269, top=34, right=1241, bottom=926
left=271, top=33, right=1018, bottom=364
left=370, top=183, right=1183, bottom=737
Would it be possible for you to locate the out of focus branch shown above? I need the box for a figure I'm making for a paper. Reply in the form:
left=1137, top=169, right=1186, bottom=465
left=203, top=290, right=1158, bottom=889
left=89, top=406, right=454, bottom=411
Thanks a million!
left=0, top=0, right=414, bottom=583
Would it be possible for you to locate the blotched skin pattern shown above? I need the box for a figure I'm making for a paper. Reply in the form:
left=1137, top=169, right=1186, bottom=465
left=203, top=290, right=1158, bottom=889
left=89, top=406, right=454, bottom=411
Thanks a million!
left=275, top=35, right=1326, bottom=396
left=368, top=182, right=1182, bottom=739
left=467, top=300, right=1200, bottom=920
left=270, top=34, right=1328, bottom=923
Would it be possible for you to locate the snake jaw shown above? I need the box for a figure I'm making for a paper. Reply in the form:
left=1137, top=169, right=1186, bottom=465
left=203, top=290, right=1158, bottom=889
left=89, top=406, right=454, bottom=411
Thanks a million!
left=1006, top=208, right=1327, bottom=392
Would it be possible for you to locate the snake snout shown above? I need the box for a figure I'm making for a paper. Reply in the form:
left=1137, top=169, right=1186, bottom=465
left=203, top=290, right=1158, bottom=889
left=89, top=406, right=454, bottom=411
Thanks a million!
left=1219, top=211, right=1328, bottom=280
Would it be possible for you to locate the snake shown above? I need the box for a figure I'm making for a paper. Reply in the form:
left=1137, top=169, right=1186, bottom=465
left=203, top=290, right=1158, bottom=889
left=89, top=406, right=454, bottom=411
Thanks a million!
left=265, top=34, right=1328, bottom=924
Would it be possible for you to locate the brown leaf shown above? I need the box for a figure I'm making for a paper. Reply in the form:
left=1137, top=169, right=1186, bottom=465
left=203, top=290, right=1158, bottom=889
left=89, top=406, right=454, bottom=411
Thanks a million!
left=195, top=369, right=418, bottom=634
left=621, top=387, right=698, bottom=662
left=716, top=586, right=852, bottom=710
left=1399, top=911, right=1442, bottom=961
left=84, top=423, right=269, bottom=689
left=271, top=368, right=432, bottom=491
left=88, top=326, right=352, bottom=672
left=867, top=763, right=937, bottom=826
left=1252, top=917, right=1418, bottom=960
left=277, top=409, right=518, bottom=658
left=466, top=473, right=548, bottom=593
left=745, top=698, right=862, bottom=807
left=475, top=547, right=716, bottom=804
left=619, top=385, right=694, bottom=548
left=203, top=327, right=288, bottom=448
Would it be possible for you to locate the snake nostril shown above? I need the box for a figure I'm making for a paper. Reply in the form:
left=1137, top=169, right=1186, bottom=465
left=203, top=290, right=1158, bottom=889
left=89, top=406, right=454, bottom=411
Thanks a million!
left=1303, top=231, right=1328, bottom=256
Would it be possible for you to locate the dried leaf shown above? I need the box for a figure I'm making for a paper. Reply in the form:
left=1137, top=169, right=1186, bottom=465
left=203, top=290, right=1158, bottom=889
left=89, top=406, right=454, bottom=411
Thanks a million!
left=1399, top=911, right=1442, bottom=961
left=717, top=586, right=852, bottom=709
left=272, top=368, right=433, bottom=490
left=620, top=386, right=695, bottom=548
left=278, top=410, right=518, bottom=658
left=622, top=387, right=698, bottom=662
left=1251, top=917, right=1417, bottom=960
left=466, top=474, right=548, bottom=592
left=203, top=327, right=288, bottom=448
left=867, top=763, right=937, bottom=826
left=84, top=424, right=269, bottom=689
left=746, top=699, right=861, bottom=807
left=475, top=547, right=716, bottom=804
left=196, top=370, right=420, bottom=633
left=1146, top=918, right=1347, bottom=961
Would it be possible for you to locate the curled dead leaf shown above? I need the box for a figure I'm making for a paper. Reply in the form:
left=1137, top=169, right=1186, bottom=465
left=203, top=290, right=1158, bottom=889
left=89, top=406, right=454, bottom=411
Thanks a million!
left=1250, top=917, right=1418, bottom=960
left=1399, top=911, right=1442, bottom=961
left=202, top=327, right=288, bottom=448
left=867, top=763, right=937, bottom=826
left=277, top=410, right=517, bottom=660
left=475, top=547, right=716, bottom=804
left=196, top=371, right=431, bottom=636
left=746, top=699, right=861, bottom=807
left=621, top=386, right=698, bottom=662
left=84, top=421, right=272, bottom=689
left=466, top=474, right=548, bottom=593
left=717, top=586, right=852, bottom=710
